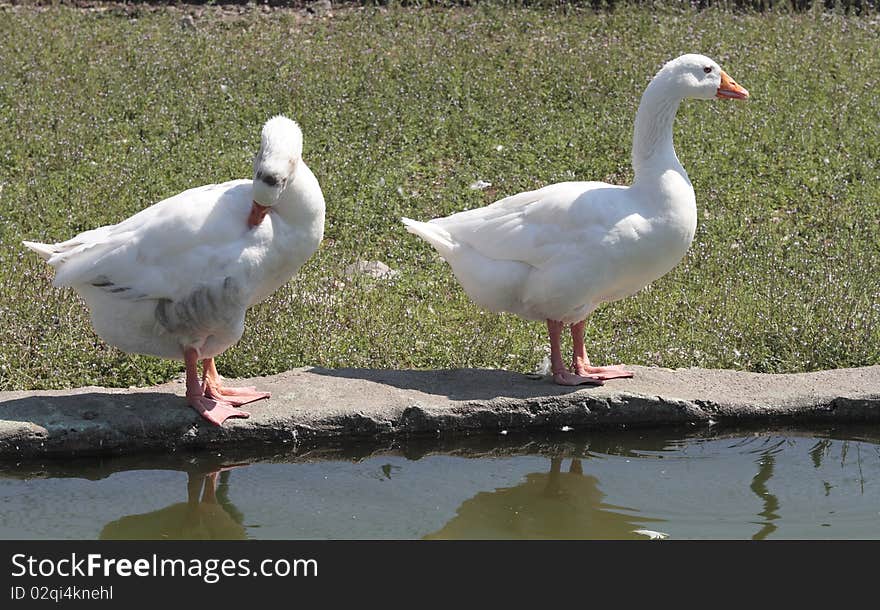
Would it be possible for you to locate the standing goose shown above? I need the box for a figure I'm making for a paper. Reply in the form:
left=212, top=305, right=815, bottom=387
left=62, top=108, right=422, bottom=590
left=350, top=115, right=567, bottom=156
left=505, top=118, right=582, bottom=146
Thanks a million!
left=24, top=115, right=325, bottom=425
left=403, top=54, right=749, bottom=386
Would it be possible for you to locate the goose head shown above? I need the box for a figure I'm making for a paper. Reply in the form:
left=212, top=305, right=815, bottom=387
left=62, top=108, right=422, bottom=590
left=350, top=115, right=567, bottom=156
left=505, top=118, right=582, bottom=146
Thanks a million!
left=654, top=54, right=749, bottom=101
left=249, top=115, right=304, bottom=228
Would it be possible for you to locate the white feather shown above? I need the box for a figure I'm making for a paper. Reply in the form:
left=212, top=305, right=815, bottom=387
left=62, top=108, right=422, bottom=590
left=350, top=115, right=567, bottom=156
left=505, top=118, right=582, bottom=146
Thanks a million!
left=633, top=529, right=670, bottom=540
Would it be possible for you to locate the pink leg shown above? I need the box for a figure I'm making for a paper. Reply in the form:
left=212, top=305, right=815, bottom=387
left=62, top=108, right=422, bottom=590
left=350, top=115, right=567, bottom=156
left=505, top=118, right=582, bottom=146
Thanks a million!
left=570, top=320, right=634, bottom=380
left=201, top=472, right=219, bottom=504
left=184, top=348, right=251, bottom=426
left=202, top=358, right=271, bottom=406
left=547, top=319, right=604, bottom=386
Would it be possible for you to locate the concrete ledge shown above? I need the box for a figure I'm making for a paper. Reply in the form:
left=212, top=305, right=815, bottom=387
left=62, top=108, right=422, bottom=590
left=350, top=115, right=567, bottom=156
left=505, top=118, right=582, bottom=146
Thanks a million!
left=1, top=365, right=879, bottom=458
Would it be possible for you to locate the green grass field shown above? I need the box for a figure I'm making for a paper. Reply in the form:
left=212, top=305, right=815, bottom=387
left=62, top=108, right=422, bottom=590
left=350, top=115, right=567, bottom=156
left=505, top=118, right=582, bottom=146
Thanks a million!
left=1, top=3, right=878, bottom=390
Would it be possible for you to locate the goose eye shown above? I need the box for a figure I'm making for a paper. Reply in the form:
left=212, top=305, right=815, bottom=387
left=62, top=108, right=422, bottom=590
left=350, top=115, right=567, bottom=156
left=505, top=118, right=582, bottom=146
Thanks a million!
left=703, top=66, right=712, bottom=74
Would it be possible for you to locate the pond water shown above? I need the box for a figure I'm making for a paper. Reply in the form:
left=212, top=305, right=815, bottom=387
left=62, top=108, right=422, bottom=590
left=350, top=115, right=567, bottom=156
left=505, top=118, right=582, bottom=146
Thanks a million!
left=1, top=427, right=878, bottom=540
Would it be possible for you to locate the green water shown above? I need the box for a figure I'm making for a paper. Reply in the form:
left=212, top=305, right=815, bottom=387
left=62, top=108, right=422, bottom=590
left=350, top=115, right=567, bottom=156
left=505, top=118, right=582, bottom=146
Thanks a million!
left=1, top=427, right=878, bottom=540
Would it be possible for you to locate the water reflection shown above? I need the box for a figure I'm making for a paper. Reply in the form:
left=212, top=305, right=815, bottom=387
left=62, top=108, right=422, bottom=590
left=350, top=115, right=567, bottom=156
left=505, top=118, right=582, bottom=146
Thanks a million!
left=100, top=467, right=247, bottom=540
left=749, top=452, right=780, bottom=540
left=425, top=457, right=665, bottom=540
left=1, top=427, right=878, bottom=540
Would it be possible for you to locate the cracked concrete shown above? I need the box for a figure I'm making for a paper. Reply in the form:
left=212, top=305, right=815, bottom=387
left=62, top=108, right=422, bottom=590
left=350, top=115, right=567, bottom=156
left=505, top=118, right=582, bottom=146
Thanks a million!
left=1, top=365, right=879, bottom=458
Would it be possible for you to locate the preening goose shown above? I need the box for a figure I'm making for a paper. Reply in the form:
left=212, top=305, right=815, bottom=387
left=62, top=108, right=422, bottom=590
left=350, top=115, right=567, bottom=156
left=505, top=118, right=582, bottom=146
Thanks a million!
left=403, top=54, right=749, bottom=386
left=24, top=115, right=326, bottom=425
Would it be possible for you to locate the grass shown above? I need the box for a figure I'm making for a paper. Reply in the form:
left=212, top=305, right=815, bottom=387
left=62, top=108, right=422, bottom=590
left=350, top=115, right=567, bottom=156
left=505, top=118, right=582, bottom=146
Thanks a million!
left=0, top=3, right=878, bottom=390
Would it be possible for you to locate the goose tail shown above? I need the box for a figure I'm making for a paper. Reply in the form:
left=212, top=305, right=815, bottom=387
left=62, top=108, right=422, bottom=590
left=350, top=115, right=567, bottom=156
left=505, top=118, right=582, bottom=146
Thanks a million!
left=401, top=217, right=457, bottom=257
left=22, top=240, right=56, bottom=261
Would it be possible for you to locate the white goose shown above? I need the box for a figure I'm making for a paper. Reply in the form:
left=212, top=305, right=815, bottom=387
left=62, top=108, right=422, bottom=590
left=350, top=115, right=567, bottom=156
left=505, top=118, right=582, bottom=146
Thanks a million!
left=403, top=54, right=749, bottom=386
left=23, top=115, right=325, bottom=425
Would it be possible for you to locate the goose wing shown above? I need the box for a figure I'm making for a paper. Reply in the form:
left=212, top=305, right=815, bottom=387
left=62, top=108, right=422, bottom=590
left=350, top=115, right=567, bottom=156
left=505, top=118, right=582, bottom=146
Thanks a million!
left=431, top=181, right=632, bottom=267
left=39, top=180, right=255, bottom=301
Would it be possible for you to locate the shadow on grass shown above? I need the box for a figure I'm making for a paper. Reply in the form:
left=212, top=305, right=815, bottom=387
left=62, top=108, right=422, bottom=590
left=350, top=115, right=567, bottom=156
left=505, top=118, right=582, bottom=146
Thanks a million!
left=307, top=366, right=606, bottom=401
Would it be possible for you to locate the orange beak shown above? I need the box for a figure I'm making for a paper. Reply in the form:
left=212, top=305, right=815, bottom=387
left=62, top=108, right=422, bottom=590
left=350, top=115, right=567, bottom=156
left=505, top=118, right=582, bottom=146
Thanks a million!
left=716, top=70, right=749, bottom=100
left=248, top=201, right=270, bottom=228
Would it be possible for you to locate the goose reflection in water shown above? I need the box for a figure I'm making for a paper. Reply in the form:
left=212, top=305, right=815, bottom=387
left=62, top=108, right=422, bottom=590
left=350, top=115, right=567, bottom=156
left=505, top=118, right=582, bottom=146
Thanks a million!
left=100, top=467, right=247, bottom=540
left=425, top=457, right=665, bottom=540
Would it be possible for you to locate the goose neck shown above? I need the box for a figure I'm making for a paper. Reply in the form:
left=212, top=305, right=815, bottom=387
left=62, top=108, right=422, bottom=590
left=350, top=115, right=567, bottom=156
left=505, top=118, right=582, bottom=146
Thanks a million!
left=271, top=162, right=325, bottom=227
left=631, top=82, right=683, bottom=180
